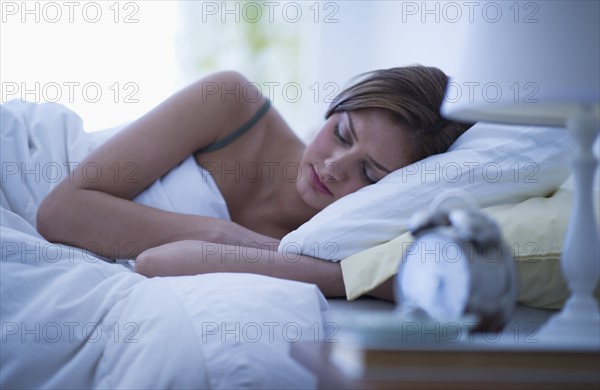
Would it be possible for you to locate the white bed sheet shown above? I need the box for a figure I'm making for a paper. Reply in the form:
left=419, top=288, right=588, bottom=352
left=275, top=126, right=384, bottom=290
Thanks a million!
left=0, top=101, right=328, bottom=389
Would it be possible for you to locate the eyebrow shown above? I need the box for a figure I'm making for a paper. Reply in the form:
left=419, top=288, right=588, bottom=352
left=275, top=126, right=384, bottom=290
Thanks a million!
left=345, top=112, right=393, bottom=174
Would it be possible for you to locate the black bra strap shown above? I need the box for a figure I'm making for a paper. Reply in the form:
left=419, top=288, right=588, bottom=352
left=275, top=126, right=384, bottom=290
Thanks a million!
left=198, top=99, right=271, bottom=154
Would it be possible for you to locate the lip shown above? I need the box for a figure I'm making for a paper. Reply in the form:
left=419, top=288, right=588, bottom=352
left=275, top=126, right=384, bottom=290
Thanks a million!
left=310, top=165, right=334, bottom=196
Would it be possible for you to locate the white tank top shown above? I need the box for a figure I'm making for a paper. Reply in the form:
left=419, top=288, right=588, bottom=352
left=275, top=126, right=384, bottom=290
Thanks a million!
left=133, top=155, right=230, bottom=220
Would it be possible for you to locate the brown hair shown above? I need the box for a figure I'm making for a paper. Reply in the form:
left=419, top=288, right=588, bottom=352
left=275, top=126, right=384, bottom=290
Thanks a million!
left=326, top=66, right=473, bottom=163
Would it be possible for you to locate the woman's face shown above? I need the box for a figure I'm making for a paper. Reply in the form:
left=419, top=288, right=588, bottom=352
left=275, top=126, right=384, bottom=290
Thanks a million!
left=298, top=108, right=410, bottom=210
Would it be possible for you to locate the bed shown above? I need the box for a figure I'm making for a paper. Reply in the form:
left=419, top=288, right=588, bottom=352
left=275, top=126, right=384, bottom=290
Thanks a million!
left=1, top=100, right=595, bottom=388
left=0, top=101, right=328, bottom=389
left=1, top=211, right=328, bottom=388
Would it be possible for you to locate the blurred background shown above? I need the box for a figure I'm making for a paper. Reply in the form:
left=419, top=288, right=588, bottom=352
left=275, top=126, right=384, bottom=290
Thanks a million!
left=1, top=0, right=473, bottom=140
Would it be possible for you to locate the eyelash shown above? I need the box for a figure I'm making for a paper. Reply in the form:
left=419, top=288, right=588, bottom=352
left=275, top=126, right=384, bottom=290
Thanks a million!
left=333, top=124, right=350, bottom=145
left=361, top=163, right=377, bottom=185
left=332, top=124, right=377, bottom=185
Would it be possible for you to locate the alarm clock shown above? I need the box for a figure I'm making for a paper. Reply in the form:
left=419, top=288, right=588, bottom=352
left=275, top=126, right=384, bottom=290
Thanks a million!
left=395, top=207, right=518, bottom=332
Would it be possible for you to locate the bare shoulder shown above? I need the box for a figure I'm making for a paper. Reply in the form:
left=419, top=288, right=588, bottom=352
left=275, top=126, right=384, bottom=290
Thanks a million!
left=207, top=71, right=303, bottom=145
left=195, top=71, right=304, bottom=162
left=195, top=100, right=304, bottom=170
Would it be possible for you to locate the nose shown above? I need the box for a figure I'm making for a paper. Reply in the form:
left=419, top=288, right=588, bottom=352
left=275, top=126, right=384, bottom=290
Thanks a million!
left=322, top=158, right=342, bottom=183
left=322, top=150, right=351, bottom=183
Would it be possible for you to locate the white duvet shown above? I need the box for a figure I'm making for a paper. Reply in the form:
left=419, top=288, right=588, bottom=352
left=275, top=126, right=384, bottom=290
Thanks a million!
left=0, top=101, right=327, bottom=389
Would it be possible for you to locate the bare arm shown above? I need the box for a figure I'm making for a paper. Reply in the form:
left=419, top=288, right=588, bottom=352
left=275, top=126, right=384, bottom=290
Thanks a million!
left=37, top=71, right=274, bottom=259
left=136, top=240, right=346, bottom=297
left=135, top=240, right=396, bottom=300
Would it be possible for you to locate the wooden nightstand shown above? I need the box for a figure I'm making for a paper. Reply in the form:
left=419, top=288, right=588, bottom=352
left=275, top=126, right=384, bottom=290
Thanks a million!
left=291, top=300, right=600, bottom=389
left=292, top=336, right=600, bottom=389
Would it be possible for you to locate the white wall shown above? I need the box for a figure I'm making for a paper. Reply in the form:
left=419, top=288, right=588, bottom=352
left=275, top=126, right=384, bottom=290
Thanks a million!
left=0, top=1, right=475, bottom=136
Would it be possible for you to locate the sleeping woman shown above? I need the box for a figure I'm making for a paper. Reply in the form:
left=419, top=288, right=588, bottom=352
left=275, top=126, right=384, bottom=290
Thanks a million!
left=36, top=66, right=472, bottom=300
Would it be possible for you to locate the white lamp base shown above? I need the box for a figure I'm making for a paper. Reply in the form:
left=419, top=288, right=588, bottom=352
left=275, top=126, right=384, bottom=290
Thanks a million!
left=539, top=295, right=600, bottom=347
left=537, top=107, right=600, bottom=348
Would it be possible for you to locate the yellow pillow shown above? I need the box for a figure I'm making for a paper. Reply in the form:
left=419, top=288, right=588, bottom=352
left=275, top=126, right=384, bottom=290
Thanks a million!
left=340, top=188, right=600, bottom=309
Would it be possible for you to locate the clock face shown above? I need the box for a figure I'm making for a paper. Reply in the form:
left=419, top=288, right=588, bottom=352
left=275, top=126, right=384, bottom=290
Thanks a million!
left=397, top=231, right=471, bottom=320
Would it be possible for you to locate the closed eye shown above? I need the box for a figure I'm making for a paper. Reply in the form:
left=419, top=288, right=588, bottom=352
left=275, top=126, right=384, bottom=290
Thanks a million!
left=334, top=123, right=378, bottom=185
left=361, top=163, right=377, bottom=185
left=333, top=124, right=350, bottom=145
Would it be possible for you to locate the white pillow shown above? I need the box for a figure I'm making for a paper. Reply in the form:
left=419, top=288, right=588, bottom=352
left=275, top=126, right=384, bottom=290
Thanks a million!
left=278, top=122, right=571, bottom=261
